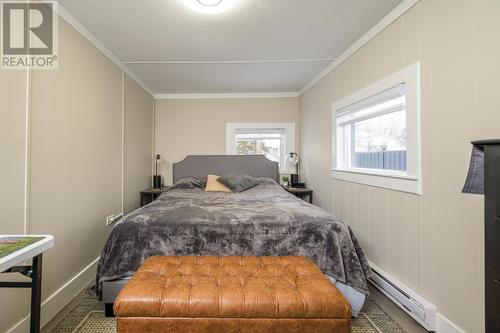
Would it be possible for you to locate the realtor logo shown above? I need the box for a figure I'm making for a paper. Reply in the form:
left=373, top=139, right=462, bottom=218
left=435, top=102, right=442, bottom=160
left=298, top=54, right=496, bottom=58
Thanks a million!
left=1, top=0, right=58, bottom=69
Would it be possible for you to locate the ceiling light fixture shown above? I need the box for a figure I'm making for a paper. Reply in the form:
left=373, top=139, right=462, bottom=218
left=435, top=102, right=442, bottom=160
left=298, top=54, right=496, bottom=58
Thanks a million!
left=197, top=0, right=223, bottom=6
left=183, top=0, right=238, bottom=14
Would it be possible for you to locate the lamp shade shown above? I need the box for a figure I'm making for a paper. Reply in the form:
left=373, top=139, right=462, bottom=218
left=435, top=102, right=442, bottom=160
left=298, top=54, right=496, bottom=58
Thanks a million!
left=284, top=153, right=299, bottom=174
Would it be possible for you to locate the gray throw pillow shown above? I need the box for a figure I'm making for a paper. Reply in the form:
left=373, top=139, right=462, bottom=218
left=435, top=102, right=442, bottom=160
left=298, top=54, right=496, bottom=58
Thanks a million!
left=217, top=173, right=259, bottom=193
left=171, top=177, right=206, bottom=190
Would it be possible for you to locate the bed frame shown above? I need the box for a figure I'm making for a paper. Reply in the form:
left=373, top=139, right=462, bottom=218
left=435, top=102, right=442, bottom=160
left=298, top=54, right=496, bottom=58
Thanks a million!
left=103, top=155, right=279, bottom=316
left=172, top=155, right=280, bottom=183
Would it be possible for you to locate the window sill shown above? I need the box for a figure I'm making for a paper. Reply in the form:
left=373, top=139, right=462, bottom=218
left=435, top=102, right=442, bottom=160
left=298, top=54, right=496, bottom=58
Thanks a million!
left=331, top=168, right=421, bottom=194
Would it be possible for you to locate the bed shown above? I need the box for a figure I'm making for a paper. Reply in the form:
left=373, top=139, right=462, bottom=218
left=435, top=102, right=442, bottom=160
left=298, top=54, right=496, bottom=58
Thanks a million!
left=97, top=155, right=372, bottom=316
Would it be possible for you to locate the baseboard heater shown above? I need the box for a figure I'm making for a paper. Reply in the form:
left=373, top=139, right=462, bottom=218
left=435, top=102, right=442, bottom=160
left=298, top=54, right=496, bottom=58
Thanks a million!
left=368, top=262, right=436, bottom=331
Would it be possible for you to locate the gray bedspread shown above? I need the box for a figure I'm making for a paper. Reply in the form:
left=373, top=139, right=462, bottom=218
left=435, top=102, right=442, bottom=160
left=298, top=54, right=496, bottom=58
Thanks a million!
left=96, top=182, right=372, bottom=296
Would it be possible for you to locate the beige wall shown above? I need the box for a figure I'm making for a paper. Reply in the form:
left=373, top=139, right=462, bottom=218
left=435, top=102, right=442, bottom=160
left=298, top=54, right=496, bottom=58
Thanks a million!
left=0, top=70, right=27, bottom=234
left=123, top=74, right=154, bottom=213
left=0, top=17, right=153, bottom=332
left=29, top=16, right=124, bottom=308
left=0, top=70, right=30, bottom=331
left=299, top=0, right=500, bottom=332
left=155, top=98, right=299, bottom=185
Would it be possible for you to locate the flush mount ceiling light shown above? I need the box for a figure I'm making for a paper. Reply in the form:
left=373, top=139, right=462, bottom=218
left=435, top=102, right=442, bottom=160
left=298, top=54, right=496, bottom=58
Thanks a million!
left=184, top=0, right=238, bottom=14
left=198, top=0, right=223, bottom=5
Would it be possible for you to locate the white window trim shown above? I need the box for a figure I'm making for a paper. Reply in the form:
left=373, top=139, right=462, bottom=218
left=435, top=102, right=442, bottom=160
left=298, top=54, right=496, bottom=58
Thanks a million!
left=331, top=62, right=422, bottom=194
left=226, top=122, right=295, bottom=173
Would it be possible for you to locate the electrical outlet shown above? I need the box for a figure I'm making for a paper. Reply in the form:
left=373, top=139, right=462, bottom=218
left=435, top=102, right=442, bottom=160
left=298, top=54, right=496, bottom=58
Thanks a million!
left=106, top=214, right=115, bottom=226
left=106, top=213, right=124, bottom=226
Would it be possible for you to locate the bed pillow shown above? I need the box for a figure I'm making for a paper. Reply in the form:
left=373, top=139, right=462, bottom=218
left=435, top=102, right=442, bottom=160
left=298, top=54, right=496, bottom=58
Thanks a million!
left=205, top=175, right=232, bottom=192
left=217, top=172, right=260, bottom=193
left=171, top=177, right=206, bottom=190
left=255, top=177, right=277, bottom=185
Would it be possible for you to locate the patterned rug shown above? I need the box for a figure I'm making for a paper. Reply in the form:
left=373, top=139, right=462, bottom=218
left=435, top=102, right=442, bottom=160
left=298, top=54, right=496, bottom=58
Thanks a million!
left=52, top=289, right=407, bottom=333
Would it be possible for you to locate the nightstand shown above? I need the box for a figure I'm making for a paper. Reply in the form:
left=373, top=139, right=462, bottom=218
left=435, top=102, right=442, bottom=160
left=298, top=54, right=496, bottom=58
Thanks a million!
left=140, top=186, right=171, bottom=207
left=283, top=186, right=313, bottom=204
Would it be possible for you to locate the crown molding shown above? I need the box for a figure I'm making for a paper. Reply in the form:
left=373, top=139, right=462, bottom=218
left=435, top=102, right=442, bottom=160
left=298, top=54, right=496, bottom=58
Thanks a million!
left=123, top=58, right=334, bottom=64
left=298, top=0, right=422, bottom=96
left=155, top=92, right=299, bottom=99
left=48, top=2, right=155, bottom=97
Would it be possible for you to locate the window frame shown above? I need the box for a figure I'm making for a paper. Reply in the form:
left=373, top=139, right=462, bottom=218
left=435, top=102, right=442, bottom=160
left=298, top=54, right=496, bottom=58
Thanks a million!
left=226, top=122, right=295, bottom=173
left=331, top=62, right=421, bottom=194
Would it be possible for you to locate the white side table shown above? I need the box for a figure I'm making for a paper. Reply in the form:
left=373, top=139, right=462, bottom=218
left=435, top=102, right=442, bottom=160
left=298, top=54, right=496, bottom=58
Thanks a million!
left=0, top=235, right=54, bottom=333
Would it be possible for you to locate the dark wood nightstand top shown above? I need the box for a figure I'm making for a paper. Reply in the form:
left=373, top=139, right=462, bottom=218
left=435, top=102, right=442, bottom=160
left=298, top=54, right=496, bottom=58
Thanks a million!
left=282, top=186, right=312, bottom=194
left=282, top=186, right=313, bottom=204
left=140, top=186, right=172, bottom=207
left=140, top=186, right=171, bottom=194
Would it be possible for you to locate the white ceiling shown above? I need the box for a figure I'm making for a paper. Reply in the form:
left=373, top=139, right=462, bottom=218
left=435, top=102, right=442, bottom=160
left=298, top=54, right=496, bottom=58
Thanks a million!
left=58, top=0, right=403, bottom=95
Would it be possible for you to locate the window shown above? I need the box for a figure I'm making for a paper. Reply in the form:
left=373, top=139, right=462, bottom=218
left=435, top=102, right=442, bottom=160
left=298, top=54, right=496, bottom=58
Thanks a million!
left=235, top=129, right=284, bottom=163
left=332, top=62, right=421, bottom=194
left=226, top=123, right=295, bottom=171
left=337, top=85, right=407, bottom=172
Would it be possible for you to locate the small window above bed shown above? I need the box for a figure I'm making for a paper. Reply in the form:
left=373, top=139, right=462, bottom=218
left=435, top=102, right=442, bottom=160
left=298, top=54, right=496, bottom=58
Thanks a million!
left=226, top=122, right=295, bottom=172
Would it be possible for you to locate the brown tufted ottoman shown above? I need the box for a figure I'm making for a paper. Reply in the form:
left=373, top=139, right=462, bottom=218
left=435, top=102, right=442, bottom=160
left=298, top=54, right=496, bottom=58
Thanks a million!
left=114, top=256, right=351, bottom=333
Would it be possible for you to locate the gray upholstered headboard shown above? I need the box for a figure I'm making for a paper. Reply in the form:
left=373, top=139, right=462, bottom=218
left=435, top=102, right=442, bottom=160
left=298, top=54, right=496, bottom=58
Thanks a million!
left=172, top=155, right=279, bottom=184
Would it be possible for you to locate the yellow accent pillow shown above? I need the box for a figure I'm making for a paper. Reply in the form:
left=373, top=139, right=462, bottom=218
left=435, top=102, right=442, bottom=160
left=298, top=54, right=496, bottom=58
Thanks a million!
left=205, top=175, right=232, bottom=192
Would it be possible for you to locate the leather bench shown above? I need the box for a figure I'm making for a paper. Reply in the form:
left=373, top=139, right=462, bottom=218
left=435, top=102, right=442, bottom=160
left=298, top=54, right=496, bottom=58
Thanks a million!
left=114, top=256, right=351, bottom=333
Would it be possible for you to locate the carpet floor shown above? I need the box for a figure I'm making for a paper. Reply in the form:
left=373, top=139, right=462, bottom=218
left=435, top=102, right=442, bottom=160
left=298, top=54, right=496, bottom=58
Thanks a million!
left=51, top=289, right=407, bottom=333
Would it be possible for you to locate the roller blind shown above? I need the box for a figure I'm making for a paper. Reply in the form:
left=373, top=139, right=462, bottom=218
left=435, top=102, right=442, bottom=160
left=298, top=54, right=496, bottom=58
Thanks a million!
left=337, top=83, right=406, bottom=126
left=234, top=128, right=286, bottom=135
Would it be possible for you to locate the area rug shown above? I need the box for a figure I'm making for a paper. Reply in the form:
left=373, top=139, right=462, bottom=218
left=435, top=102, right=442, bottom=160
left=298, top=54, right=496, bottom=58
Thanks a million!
left=51, top=289, right=407, bottom=333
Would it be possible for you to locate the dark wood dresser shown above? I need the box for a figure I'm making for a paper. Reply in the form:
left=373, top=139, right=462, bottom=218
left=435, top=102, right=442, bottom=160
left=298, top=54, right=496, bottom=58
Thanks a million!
left=473, top=140, right=500, bottom=333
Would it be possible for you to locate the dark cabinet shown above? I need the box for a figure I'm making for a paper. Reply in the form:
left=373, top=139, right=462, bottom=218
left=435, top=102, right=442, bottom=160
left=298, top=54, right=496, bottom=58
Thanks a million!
left=473, top=140, right=500, bottom=333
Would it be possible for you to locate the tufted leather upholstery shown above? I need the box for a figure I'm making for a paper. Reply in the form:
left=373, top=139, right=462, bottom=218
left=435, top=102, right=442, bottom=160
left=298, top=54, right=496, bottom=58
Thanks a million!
left=115, top=256, right=351, bottom=332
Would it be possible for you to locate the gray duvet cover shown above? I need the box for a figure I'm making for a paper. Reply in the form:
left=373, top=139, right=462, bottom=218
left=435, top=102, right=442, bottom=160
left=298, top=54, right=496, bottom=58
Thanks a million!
left=96, top=181, right=372, bottom=296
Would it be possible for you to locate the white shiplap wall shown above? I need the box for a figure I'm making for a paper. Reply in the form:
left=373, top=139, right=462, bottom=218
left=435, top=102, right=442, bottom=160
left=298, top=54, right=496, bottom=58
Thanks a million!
left=299, top=0, right=499, bottom=332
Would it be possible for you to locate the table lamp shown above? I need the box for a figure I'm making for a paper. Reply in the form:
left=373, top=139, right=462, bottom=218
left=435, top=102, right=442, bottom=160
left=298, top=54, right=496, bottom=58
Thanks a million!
left=153, top=154, right=162, bottom=188
left=285, top=152, right=300, bottom=186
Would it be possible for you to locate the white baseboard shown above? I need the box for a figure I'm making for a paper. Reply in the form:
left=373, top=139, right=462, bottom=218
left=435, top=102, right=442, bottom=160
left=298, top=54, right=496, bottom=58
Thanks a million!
left=7, top=257, right=100, bottom=333
left=437, top=313, right=468, bottom=333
